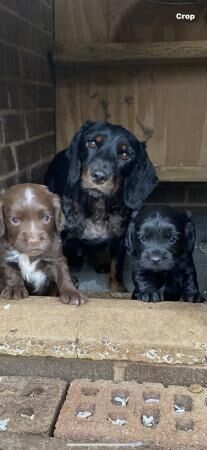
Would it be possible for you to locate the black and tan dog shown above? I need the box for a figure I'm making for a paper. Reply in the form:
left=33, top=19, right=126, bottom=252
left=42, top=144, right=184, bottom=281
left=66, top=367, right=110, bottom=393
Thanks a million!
left=45, top=120, right=158, bottom=291
left=126, top=205, right=204, bottom=302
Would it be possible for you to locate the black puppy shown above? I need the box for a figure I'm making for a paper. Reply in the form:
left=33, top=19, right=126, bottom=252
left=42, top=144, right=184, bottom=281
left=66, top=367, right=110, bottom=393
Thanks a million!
left=45, top=120, right=158, bottom=291
left=126, top=206, right=203, bottom=302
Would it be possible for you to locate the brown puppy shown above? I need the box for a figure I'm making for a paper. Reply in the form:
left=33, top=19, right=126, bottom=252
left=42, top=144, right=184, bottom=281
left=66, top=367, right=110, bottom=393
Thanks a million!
left=0, top=183, right=87, bottom=305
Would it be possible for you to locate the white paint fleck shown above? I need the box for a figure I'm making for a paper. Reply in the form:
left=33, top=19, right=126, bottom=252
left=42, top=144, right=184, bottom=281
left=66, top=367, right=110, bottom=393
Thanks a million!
left=142, top=415, right=155, bottom=428
left=76, top=410, right=92, bottom=419
left=0, top=419, right=9, bottom=431
left=114, top=396, right=129, bottom=407
left=20, top=413, right=34, bottom=420
left=145, top=398, right=160, bottom=404
left=146, top=348, right=158, bottom=360
left=174, top=405, right=185, bottom=414
left=108, top=417, right=127, bottom=426
left=4, top=304, right=11, bottom=310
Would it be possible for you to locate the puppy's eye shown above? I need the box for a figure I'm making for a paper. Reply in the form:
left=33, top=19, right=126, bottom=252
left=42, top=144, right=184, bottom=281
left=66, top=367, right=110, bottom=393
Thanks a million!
left=139, top=235, right=146, bottom=243
left=168, top=236, right=176, bottom=244
left=119, top=151, right=130, bottom=161
left=43, top=215, right=51, bottom=224
left=10, top=217, right=20, bottom=225
left=87, top=140, right=97, bottom=150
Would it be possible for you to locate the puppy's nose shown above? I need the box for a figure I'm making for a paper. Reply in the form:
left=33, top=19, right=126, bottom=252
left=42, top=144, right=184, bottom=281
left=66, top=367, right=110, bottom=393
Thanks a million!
left=151, top=255, right=161, bottom=265
left=91, top=171, right=107, bottom=184
left=27, top=238, right=39, bottom=246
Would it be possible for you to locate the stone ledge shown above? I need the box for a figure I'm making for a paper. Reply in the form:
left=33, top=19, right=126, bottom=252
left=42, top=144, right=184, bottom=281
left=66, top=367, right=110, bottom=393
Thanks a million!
left=0, top=298, right=207, bottom=365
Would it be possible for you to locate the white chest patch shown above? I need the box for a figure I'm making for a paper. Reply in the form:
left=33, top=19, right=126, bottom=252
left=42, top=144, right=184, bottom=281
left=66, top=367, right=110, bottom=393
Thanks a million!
left=6, top=250, right=47, bottom=293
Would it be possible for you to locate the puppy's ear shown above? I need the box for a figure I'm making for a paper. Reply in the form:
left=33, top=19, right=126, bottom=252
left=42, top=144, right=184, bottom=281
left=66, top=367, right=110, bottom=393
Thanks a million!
left=125, top=219, right=136, bottom=256
left=0, top=197, right=5, bottom=237
left=66, top=120, right=95, bottom=189
left=185, top=219, right=196, bottom=253
left=124, top=142, right=158, bottom=210
left=52, top=194, right=65, bottom=233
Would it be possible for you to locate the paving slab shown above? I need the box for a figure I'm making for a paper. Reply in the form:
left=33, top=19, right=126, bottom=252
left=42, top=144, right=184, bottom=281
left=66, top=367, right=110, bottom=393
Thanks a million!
left=0, top=376, right=67, bottom=435
left=0, top=433, right=204, bottom=450
left=55, top=379, right=207, bottom=449
left=0, top=434, right=158, bottom=450
left=0, top=297, right=207, bottom=364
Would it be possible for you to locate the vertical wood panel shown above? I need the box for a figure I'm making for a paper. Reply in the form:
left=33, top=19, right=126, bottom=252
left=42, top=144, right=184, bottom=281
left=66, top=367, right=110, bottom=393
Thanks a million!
left=55, top=0, right=207, bottom=179
left=55, top=0, right=108, bottom=49
left=56, top=68, right=107, bottom=150
left=109, top=0, right=207, bottom=43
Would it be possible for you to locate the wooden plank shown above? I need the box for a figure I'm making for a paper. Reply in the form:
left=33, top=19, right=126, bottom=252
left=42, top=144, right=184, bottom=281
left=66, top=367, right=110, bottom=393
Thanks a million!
left=156, top=167, right=207, bottom=182
left=56, top=67, right=107, bottom=150
left=109, top=0, right=207, bottom=43
left=54, top=41, right=207, bottom=65
left=56, top=64, right=207, bottom=182
left=55, top=0, right=108, bottom=49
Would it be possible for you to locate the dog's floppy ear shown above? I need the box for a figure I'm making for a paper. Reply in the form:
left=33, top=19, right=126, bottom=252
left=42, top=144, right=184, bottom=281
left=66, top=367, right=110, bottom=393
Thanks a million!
left=125, top=212, right=138, bottom=255
left=124, top=142, right=158, bottom=210
left=66, top=120, right=95, bottom=189
left=185, top=218, right=196, bottom=253
left=0, top=196, right=5, bottom=237
left=52, top=194, right=65, bottom=233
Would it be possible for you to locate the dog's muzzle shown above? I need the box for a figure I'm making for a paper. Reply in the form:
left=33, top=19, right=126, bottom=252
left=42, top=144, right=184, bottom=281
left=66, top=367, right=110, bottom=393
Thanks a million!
left=91, top=170, right=107, bottom=185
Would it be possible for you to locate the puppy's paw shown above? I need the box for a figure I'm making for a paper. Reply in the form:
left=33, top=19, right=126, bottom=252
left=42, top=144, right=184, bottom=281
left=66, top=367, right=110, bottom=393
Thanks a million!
left=181, top=292, right=205, bottom=303
left=133, top=290, right=161, bottom=302
left=60, top=289, right=88, bottom=306
left=1, top=286, right=29, bottom=300
left=71, top=275, right=79, bottom=289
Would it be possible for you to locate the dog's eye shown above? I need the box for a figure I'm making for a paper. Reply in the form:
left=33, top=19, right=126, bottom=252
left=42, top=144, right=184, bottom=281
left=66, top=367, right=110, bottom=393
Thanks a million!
left=168, top=236, right=176, bottom=244
left=10, top=217, right=20, bottom=225
left=43, top=215, right=51, bottom=224
left=119, top=151, right=130, bottom=161
left=139, top=235, right=146, bottom=243
left=87, top=140, right=97, bottom=150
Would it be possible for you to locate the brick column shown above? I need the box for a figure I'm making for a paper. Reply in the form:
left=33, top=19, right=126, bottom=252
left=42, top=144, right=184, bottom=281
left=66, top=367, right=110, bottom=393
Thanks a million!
left=0, top=0, right=55, bottom=189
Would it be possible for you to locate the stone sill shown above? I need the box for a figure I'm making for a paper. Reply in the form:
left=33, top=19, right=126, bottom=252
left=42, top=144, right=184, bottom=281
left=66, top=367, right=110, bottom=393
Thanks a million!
left=0, top=297, right=207, bottom=366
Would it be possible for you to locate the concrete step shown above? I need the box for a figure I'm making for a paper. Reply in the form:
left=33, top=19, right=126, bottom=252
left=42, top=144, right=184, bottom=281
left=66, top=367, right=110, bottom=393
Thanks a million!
left=0, top=297, right=207, bottom=366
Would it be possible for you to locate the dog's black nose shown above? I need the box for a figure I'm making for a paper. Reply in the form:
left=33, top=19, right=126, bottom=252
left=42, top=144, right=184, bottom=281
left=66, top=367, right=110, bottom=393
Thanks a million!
left=151, top=255, right=161, bottom=265
left=91, top=171, right=107, bottom=184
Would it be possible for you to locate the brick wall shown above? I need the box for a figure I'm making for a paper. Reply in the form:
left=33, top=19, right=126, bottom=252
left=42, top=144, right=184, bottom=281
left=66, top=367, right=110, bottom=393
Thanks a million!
left=0, top=0, right=55, bottom=189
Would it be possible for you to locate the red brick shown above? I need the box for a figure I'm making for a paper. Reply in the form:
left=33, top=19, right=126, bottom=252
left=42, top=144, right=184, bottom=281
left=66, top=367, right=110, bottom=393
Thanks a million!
left=3, top=113, right=25, bottom=143
left=26, top=110, right=54, bottom=138
left=0, top=42, right=20, bottom=77
left=16, top=139, right=42, bottom=169
left=55, top=379, right=207, bottom=448
left=0, top=80, right=9, bottom=109
left=0, top=146, right=16, bottom=175
left=39, top=134, right=55, bottom=159
left=0, top=0, right=42, bottom=25
left=0, top=376, right=67, bottom=435
left=30, top=160, right=50, bottom=184
left=20, top=51, right=53, bottom=82
left=0, top=7, right=32, bottom=49
left=42, top=3, right=53, bottom=32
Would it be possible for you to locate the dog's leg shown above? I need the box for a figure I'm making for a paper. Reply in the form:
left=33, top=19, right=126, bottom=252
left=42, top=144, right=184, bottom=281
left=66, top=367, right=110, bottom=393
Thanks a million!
left=0, top=264, right=29, bottom=300
left=181, top=257, right=204, bottom=303
left=48, top=256, right=88, bottom=305
left=92, top=246, right=111, bottom=274
left=109, top=239, right=127, bottom=292
left=132, top=262, right=161, bottom=302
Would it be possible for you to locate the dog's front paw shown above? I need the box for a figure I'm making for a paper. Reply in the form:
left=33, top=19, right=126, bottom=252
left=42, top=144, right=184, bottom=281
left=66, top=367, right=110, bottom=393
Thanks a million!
left=181, top=292, right=205, bottom=303
left=1, top=285, right=29, bottom=300
left=132, top=290, right=161, bottom=302
left=60, top=289, right=88, bottom=305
